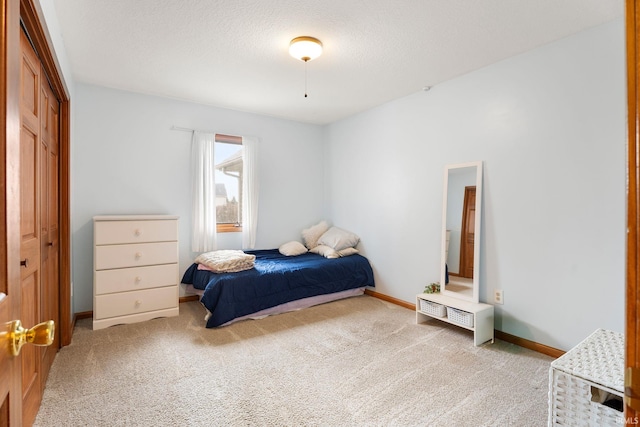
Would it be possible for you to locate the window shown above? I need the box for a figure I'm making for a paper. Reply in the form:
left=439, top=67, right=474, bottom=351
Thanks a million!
left=214, top=134, right=243, bottom=233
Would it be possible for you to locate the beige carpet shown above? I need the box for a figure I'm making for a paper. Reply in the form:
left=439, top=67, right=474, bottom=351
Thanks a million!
left=34, top=296, right=552, bottom=426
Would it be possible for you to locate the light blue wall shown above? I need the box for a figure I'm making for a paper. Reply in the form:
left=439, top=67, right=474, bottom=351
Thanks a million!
left=324, top=19, right=626, bottom=351
left=71, top=84, right=325, bottom=312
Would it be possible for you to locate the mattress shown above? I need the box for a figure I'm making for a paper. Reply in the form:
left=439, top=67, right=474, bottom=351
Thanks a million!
left=181, top=249, right=375, bottom=327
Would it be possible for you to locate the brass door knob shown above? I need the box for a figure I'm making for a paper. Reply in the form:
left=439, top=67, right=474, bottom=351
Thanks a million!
left=9, top=320, right=55, bottom=356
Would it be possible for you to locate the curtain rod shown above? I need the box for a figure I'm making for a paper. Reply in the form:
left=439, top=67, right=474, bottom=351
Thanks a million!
left=171, top=125, right=244, bottom=144
left=170, top=125, right=212, bottom=134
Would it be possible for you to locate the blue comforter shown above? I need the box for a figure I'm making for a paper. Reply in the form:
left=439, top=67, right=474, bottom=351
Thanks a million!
left=181, top=249, right=375, bottom=327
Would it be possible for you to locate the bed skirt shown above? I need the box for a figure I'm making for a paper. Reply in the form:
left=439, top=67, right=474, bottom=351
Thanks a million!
left=185, top=285, right=366, bottom=326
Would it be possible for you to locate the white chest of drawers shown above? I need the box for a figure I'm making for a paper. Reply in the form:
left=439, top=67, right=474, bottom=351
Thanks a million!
left=93, top=215, right=179, bottom=330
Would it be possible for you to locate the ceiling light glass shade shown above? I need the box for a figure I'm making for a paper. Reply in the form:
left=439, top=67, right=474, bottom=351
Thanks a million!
left=289, top=36, right=323, bottom=62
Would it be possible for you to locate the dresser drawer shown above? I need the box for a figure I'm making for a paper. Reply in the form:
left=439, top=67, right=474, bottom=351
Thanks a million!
left=95, top=241, right=178, bottom=270
left=94, top=286, right=178, bottom=320
left=95, top=264, right=178, bottom=295
left=94, top=219, right=177, bottom=245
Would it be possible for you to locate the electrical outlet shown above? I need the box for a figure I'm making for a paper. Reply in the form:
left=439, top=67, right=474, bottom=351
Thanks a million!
left=494, top=289, right=504, bottom=305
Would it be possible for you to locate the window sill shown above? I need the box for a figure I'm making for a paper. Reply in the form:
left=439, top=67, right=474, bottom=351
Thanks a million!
left=217, top=224, right=242, bottom=233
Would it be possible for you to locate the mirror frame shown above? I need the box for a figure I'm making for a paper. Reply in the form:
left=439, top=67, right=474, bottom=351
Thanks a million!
left=440, top=161, right=483, bottom=303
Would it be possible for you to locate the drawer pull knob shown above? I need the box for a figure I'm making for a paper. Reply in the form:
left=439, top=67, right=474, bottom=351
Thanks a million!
left=135, top=252, right=142, bottom=259
left=135, top=276, right=142, bottom=283
left=135, top=229, right=142, bottom=236
left=135, top=300, right=142, bottom=307
left=20, top=259, right=28, bottom=268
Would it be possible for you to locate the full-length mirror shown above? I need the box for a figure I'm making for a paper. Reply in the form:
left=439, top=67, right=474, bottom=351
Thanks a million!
left=440, top=161, right=483, bottom=302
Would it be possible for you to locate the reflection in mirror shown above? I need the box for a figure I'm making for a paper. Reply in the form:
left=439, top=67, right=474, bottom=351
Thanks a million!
left=440, top=161, right=482, bottom=303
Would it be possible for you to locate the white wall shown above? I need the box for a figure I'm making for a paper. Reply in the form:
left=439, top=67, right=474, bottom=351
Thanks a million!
left=72, top=84, right=325, bottom=312
left=324, top=19, right=626, bottom=351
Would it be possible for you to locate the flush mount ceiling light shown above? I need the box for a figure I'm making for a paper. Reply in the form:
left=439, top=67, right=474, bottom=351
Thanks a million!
left=289, top=36, right=323, bottom=98
left=289, top=36, right=323, bottom=62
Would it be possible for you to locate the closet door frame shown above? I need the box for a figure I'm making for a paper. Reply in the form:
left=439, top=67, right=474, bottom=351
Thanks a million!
left=627, top=0, right=640, bottom=421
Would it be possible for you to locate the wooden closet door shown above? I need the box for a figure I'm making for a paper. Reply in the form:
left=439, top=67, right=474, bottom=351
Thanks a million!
left=19, top=30, right=43, bottom=425
left=1, top=1, right=22, bottom=424
left=19, top=29, right=59, bottom=426
left=39, top=63, right=60, bottom=381
left=2, top=2, right=68, bottom=424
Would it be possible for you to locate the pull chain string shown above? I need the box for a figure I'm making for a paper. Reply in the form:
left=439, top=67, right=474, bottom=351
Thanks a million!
left=304, top=60, right=308, bottom=98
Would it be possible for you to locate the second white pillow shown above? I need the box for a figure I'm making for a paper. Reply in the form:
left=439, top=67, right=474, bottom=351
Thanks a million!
left=317, top=226, right=360, bottom=251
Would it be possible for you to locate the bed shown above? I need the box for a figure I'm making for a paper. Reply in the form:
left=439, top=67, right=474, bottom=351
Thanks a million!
left=181, top=249, right=375, bottom=327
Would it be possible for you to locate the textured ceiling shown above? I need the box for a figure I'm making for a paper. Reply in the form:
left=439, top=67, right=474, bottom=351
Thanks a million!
left=52, top=0, right=623, bottom=125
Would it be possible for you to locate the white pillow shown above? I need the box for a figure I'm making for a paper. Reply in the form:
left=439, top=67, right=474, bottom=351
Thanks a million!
left=301, top=220, right=330, bottom=249
left=279, top=241, right=308, bottom=256
left=338, top=247, right=359, bottom=257
left=309, top=244, right=339, bottom=259
left=317, top=227, right=360, bottom=251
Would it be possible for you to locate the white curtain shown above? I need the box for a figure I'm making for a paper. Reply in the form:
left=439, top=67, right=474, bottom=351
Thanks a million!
left=191, top=131, right=217, bottom=252
left=242, top=136, right=259, bottom=249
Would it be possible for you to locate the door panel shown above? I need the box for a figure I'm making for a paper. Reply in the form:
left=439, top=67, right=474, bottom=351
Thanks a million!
left=20, top=271, right=39, bottom=407
left=19, top=126, right=39, bottom=270
left=1, top=395, right=8, bottom=425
